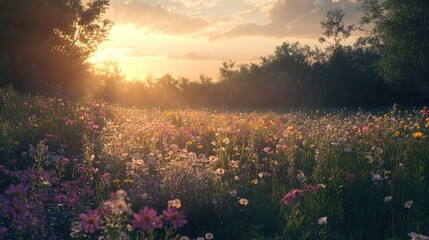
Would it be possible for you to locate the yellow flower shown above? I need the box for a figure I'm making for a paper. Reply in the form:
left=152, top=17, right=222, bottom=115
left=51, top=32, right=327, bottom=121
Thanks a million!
left=287, top=126, right=294, bottom=131
left=113, top=179, right=120, bottom=183
left=197, top=145, right=203, bottom=149
left=394, top=131, right=400, bottom=136
left=413, top=132, right=424, bottom=140
left=399, top=120, right=405, bottom=126
left=14, top=140, right=20, bottom=145
left=250, top=179, right=259, bottom=184
left=186, top=141, right=193, bottom=146
left=124, top=179, right=133, bottom=183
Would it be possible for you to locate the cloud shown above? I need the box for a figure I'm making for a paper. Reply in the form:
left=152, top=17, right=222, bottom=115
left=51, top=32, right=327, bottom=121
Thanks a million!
left=169, top=0, right=219, bottom=8
left=168, top=52, right=221, bottom=61
left=108, top=1, right=210, bottom=35
left=212, top=0, right=362, bottom=39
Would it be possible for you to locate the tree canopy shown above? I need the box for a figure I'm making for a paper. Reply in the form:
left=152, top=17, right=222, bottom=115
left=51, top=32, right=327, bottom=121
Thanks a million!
left=0, top=0, right=112, bottom=96
left=359, top=0, right=429, bottom=100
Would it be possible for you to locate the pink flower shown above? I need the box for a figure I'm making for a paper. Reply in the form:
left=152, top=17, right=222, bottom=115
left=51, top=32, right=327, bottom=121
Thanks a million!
left=304, top=185, right=319, bottom=193
left=4, top=183, right=29, bottom=198
left=132, top=206, right=160, bottom=230
left=162, top=207, right=187, bottom=230
left=80, top=212, right=100, bottom=234
left=281, top=189, right=304, bottom=206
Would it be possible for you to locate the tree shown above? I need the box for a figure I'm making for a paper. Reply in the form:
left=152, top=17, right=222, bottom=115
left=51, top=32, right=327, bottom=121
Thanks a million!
left=0, top=0, right=112, bottom=96
left=319, top=8, right=355, bottom=48
left=359, top=0, right=429, bottom=100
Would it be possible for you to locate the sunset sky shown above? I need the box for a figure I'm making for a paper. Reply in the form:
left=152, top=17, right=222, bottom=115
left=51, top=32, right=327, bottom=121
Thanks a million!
left=91, top=0, right=363, bottom=81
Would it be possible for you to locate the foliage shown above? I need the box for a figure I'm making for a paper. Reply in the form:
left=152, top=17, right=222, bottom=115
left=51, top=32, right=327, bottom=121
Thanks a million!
left=358, top=0, right=429, bottom=101
left=0, top=0, right=112, bottom=96
left=319, top=8, right=355, bottom=48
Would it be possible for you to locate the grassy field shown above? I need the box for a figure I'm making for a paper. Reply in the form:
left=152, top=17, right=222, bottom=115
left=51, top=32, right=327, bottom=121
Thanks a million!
left=1, top=88, right=428, bottom=239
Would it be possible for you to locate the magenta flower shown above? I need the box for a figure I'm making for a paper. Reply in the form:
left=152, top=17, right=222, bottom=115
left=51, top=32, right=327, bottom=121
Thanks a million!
left=132, top=206, right=160, bottom=230
left=80, top=212, right=100, bottom=234
left=4, top=183, right=29, bottom=198
left=162, top=207, right=187, bottom=230
left=281, top=189, right=304, bottom=206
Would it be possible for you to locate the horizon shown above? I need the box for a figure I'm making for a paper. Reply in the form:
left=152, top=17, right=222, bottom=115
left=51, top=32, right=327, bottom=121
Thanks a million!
left=90, top=0, right=362, bottom=81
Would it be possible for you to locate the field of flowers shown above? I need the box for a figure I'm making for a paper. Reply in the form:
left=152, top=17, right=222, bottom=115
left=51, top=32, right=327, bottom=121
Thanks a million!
left=1, top=88, right=429, bottom=240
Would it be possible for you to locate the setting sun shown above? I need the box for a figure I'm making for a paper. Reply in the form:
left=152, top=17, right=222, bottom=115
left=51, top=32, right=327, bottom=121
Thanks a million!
left=93, top=0, right=361, bottom=81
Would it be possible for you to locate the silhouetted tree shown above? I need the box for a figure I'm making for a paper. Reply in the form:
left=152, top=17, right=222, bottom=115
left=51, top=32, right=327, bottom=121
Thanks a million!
left=0, top=0, right=112, bottom=96
left=319, top=8, right=355, bottom=48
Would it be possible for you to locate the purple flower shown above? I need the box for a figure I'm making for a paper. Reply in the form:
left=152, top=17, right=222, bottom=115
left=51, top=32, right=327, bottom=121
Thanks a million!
left=132, top=206, right=160, bottom=230
left=80, top=212, right=100, bottom=234
left=9, top=199, right=27, bottom=218
left=162, top=207, right=187, bottom=230
left=0, top=197, right=10, bottom=215
left=4, top=183, right=29, bottom=198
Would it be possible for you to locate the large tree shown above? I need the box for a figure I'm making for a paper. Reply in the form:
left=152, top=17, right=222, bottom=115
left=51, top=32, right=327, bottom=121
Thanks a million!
left=0, top=0, right=112, bottom=96
left=359, top=0, right=429, bottom=100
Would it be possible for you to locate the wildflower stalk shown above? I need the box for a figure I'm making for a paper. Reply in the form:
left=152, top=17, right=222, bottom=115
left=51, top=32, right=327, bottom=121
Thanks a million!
left=35, top=140, right=47, bottom=171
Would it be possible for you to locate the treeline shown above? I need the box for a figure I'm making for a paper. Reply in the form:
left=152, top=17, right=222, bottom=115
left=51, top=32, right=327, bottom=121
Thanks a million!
left=103, top=43, right=388, bottom=108
left=1, top=0, right=428, bottom=108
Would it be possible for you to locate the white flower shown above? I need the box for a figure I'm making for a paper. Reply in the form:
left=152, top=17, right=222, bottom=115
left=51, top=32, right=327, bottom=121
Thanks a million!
left=239, top=198, right=249, bottom=206
left=409, top=232, right=429, bottom=240
left=229, top=190, right=237, bottom=197
left=317, top=217, right=328, bottom=225
left=214, top=168, right=225, bottom=175
left=111, top=199, right=129, bottom=215
left=384, top=196, right=393, bottom=203
left=297, top=172, right=306, bottom=181
left=371, top=173, right=382, bottom=181
left=222, top=138, right=230, bottom=144
left=116, top=189, right=127, bottom=199
left=168, top=198, right=182, bottom=209
left=142, top=193, right=149, bottom=199
left=205, top=233, right=214, bottom=239
left=404, top=200, right=414, bottom=209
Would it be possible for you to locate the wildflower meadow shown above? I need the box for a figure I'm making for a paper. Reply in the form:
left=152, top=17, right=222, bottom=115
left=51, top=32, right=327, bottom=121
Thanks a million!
left=1, top=88, right=428, bottom=239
